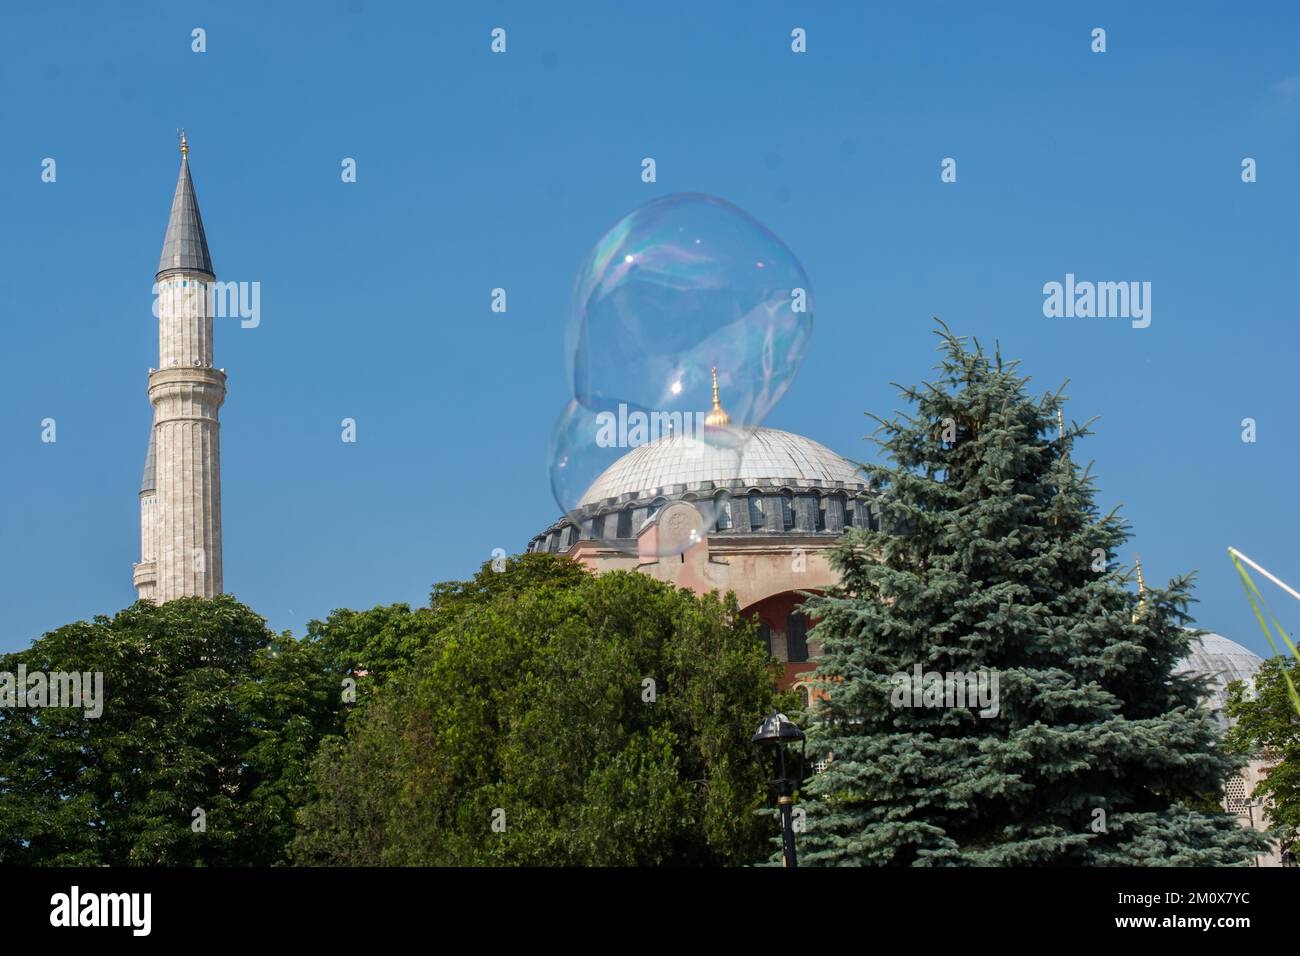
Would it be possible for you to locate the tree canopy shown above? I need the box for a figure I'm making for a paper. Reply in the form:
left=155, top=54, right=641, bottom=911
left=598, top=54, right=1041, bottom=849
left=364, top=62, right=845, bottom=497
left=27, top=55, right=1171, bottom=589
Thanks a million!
left=292, top=554, right=787, bottom=866
left=0, top=596, right=341, bottom=865
left=1226, top=656, right=1300, bottom=848
left=795, top=324, right=1268, bottom=866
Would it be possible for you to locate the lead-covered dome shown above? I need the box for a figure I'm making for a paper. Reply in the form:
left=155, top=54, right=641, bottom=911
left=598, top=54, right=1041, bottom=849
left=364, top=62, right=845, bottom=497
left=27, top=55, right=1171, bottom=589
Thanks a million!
left=529, top=427, right=872, bottom=554
left=1175, top=630, right=1265, bottom=728
left=580, top=427, right=864, bottom=505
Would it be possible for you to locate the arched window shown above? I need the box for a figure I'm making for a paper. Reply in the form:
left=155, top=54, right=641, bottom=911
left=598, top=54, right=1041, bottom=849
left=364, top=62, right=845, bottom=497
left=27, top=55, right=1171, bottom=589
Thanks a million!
left=748, top=491, right=765, bottom=530
left=780, top=491, right=794, bottom=531
left=616, top=509, right=632, bottom=538
left=786, top=610, right=809, bottom=662
left=714, top=495, right=732, bottom=530
left=591, top=514, right=606, bottom=540
left=758, top=621, right=772, bottom=656
left=798, top=685, right=810, bottom=709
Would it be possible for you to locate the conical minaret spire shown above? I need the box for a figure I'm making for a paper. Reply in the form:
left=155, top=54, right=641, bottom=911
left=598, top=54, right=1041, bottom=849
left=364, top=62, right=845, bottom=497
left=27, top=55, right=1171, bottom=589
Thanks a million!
left=133, top=133, right=226, bottom=602
left=157, top=130, right=213, bottom=278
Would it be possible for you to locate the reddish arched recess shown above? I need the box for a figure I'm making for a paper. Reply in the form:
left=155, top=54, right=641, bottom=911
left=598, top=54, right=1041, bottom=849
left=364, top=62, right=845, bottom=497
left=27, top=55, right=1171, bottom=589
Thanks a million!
left=742, top=589, right=824, bottom=691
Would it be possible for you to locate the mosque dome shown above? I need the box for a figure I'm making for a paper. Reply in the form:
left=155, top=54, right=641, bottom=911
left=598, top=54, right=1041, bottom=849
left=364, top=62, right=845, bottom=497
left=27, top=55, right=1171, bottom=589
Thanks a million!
left=580, top=427, right=865, bottom=506
left=1175, top=630, right=1265, bottom=728
left=529, top=426, right=872, bottom=554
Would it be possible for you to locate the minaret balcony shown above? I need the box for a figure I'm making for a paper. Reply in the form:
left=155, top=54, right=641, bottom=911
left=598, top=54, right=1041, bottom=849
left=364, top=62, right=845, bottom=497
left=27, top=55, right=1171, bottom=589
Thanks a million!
left=147, top=365, right=228, bottom=411
left=133, top=561, right=157, bottom=590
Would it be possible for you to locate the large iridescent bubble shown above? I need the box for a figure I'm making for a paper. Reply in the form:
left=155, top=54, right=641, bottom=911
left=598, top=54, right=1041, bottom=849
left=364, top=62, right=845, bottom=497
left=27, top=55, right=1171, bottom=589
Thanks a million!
left=566, top=193, right=813, bottom=427
left=550, top=193, right=814, bottom=557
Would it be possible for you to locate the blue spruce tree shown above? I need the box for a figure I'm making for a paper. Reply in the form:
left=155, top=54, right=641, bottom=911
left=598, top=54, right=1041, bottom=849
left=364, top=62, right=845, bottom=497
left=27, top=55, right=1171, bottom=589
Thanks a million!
left=797, top=325, right=1268, bottom=865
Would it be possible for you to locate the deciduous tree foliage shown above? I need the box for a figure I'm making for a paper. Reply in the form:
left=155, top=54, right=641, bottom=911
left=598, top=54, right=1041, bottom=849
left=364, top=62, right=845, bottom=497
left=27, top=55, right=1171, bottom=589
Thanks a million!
left=293, top=555, right=786, bottom=866
left=0, top=597, right=341, bottom=865
left=797, top=325, right=1267, bottom=865
left=1226, top=657, right=1300, bottom=846
left=307, top=554, right=595, bottom=701
left=0, top=556, right=785, bottom=867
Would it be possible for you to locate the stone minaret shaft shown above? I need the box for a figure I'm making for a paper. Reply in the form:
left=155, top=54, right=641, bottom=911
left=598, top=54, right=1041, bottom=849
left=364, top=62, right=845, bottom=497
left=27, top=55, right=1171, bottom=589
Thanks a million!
left=134, top=133, right=226, bottom=602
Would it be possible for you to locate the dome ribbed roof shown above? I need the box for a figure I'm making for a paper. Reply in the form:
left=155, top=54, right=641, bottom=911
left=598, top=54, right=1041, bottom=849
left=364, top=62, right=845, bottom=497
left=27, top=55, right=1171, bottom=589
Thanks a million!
left=1175, top=630, right=1264, bottom=721
left=580, top=427, right=865, bottom=506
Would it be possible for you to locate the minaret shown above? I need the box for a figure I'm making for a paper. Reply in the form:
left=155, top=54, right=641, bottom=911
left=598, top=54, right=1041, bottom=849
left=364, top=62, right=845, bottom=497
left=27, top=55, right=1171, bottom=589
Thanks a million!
left=1132, top=552, right=1146, bottom=623
left=133, top=430, right=159, bottom=600
left=134, top=131, right=226, bottom=601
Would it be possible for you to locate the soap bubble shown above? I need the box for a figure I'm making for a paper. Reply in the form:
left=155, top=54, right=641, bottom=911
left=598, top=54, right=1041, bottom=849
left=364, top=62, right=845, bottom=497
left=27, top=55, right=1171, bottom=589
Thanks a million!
left=567, top=193, right=813, bottom=430
left=547, top=193, right=813, bottom=557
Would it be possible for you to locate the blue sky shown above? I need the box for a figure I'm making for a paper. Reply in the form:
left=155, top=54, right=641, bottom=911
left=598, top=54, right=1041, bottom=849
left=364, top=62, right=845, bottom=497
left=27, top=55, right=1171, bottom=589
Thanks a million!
left=1, top=2, right=1297, bottom=656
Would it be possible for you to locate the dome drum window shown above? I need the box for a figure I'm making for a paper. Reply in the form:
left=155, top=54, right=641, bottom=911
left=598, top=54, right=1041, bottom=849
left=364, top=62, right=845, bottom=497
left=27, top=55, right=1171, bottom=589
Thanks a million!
left=794, top=493, right=819, bottom=532
left=714, top=496, right=732, bottom=530
left=825, top=495, right=846, bottom=533
left=763, top=493, right=785, bottom=532
left=778, top=492, right=795, bottom=532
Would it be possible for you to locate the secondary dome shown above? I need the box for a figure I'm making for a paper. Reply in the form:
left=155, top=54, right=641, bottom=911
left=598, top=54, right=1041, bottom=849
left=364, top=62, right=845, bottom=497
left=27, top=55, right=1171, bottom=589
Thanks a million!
left=1175, top=630, right=1265, bottom=727
left=580, top=427, right=865, bottom=506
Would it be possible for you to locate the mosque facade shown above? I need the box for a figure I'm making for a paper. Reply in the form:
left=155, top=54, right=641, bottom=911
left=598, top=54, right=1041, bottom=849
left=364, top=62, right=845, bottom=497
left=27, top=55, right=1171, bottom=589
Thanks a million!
left=529, top=422, right=871, bottom=704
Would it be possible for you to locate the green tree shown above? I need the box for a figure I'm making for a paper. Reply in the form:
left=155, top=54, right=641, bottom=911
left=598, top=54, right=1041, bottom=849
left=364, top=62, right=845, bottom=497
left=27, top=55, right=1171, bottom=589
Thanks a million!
left=0, top=596, right=341, bottom=865
left=1225, top=656, right=1300, bottom=849
left=306, top=553, right=592, bottom=704
left=307, top=603, right=439, bottom=697
left=292, top=554, right=786, bottom=866
left=797, top=325, right=1268, bottom=866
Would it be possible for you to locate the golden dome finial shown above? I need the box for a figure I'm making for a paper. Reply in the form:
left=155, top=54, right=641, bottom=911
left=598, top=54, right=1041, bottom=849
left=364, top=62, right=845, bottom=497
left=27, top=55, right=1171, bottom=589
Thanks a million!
left=180, top=128, right=188, bottom=156
left=705, top=367, right=731, bottom=426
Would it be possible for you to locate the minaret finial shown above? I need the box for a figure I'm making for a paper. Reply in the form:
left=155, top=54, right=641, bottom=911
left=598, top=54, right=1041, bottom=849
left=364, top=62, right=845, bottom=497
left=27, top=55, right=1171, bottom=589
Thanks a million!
left=180, top=128, right=188, bottom=156
left=1132, top=552, right=1146, bottom=622
left=705, top=367, right=731, bottom=427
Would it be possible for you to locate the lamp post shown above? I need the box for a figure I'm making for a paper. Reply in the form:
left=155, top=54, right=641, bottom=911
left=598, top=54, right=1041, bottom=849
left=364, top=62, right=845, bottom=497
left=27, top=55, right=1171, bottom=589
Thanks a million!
left=752, top=711, right=806, bottom=868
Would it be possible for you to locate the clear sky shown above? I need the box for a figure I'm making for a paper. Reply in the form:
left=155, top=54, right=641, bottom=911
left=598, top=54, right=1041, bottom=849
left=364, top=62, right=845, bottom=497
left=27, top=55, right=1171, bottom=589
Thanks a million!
left=2, top=2, right=1297, bottom=657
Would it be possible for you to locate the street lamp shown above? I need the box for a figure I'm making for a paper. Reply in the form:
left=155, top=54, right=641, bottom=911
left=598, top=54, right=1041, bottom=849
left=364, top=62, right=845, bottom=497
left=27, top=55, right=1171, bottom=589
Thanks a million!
left=752, top=711, right=806, bottom=868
